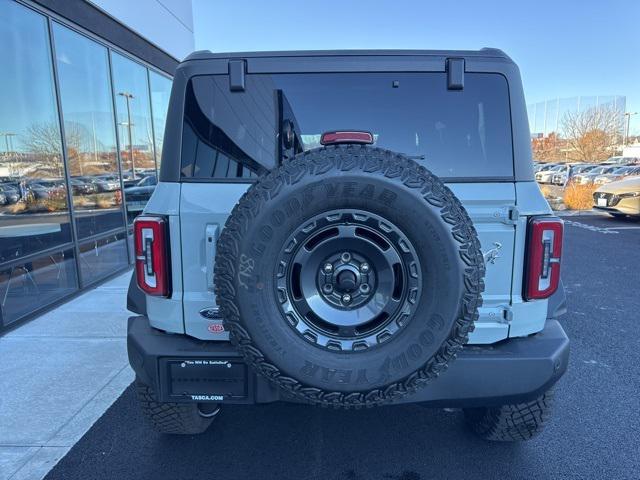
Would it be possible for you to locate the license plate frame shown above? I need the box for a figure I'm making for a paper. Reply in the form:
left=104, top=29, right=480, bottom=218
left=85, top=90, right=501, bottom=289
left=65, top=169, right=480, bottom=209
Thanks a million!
left=160, top=358, right=249, bottom=403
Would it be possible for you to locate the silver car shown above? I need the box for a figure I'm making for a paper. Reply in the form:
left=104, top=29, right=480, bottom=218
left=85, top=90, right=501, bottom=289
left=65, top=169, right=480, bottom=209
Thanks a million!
left=593, top=166, right=640, bottom=185
left=535, top=164, right=566, bottom=184
left=572, top=165, right=619, bottom=185
left=551, top=164, right=597, bottom=186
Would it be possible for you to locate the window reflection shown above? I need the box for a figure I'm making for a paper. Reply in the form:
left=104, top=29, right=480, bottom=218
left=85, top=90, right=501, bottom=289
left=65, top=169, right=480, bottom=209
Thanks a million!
left=78, top=231, right=128, bottom=285
left=111, top=52, right=156, bottom=224
left=0, top=249, right=77, bottom=326
left=149, top=71, right=172, bottom=172
left=0, top=1, right=74, bottom=263
left=53, top=23, right=124, bottom=240
left=0, top=2, right=174, bottom=328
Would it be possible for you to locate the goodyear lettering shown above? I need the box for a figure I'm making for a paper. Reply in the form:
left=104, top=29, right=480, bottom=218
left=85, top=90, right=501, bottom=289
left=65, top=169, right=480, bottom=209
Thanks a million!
left=237, top=254, right=255, bottom=290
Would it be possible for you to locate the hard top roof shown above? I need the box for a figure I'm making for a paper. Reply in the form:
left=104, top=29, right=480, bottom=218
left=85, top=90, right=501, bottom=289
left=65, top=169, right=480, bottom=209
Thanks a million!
left=184, top=48, right=512, bottom=62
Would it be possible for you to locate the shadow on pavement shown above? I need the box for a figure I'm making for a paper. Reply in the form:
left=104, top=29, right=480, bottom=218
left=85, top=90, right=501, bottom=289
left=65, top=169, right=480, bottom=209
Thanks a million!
left=45, top=385, right=533, bottom=480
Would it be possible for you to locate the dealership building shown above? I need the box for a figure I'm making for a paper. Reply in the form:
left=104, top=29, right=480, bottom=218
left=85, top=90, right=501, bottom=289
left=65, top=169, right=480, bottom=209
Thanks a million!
left=0, top=0, right=194, bottom=330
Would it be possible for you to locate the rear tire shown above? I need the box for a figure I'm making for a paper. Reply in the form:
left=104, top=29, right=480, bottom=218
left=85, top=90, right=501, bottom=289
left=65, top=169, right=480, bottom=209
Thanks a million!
left=464, top=390, right=554, bottom=441
left=135, top=378, right=218, bottom=435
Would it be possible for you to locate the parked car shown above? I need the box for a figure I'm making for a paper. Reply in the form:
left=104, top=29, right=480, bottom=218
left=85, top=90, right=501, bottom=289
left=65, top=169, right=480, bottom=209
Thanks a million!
left=552, top=164, right=597, bottom=186
left=593, top=176, right=640, bottom=218
left=70, top=177, right=98, bottom=195
left=533, top=162, right=550, bottom=173
left=26, top=179, right=66, bottom=199
left=592, top=166, right=640, bottom=185
left=533, top=162, right=559, bottom=174
left=571, top=165, right=620, bottom=185
left=603, top=156, right=640, bottom=166
left=126, top=49, right=569, bottom=442
left=91, top=175, right=121, bottom=192
left=24, top=181, right=48, bottom=200
left=535, top=164, right=566, bottom=184
left=123, top=174, right=157, bottom=213
left=0, top=184, right=21, bottom=204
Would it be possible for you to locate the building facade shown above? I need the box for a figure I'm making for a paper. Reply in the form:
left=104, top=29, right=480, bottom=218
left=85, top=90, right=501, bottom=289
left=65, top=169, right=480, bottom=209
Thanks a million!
left=0, top=0, right=194, bottom=330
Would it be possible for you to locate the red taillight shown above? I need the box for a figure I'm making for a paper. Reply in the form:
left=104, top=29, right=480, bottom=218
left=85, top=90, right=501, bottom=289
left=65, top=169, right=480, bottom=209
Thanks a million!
left=134, top=216, right=170, bottom=297
left=524, top=217, right=563, bottom=300
left=320, top=131, right=374, bottom=146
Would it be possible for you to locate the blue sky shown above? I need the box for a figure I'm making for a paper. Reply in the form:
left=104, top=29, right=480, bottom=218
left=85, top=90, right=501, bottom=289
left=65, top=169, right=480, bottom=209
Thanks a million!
left=193, top=0, right=640, bottom=134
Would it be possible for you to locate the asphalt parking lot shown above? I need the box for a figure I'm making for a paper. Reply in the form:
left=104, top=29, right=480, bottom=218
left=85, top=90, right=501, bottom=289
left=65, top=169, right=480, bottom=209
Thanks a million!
left=44, top=215, right=640, bottom=480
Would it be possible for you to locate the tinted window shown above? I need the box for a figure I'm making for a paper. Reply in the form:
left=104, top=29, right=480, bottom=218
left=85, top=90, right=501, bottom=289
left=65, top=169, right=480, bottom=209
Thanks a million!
left=181, top=73, right=513, bottom=180
left=181, top=76, right=266, bottom=179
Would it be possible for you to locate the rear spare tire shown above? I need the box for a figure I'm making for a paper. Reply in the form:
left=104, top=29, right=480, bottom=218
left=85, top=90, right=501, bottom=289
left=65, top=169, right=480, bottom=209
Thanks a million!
left=215, top=145, right=484, bottom=407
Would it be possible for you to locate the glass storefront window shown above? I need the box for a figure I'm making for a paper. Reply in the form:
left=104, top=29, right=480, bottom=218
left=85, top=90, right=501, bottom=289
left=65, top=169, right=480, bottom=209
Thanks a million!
left=53, top=23, right=125, bottom=241
left=111, top=52, right=156, bottom=224
left=78, top=231, right=128, bottom=285
left=0, top=1, right=75, bottom=259
left=0, top=1, right=172, bottom=328
left=149, top=71, right=172, bottom=172
left=0, top=248, right=78, bottom=326
left=53, top=23, right=129, bottom=284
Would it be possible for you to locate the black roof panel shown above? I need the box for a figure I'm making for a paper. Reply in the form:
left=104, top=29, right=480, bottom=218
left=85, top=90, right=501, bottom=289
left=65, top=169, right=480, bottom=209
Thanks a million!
left=184, top=48, right=512, bottom=63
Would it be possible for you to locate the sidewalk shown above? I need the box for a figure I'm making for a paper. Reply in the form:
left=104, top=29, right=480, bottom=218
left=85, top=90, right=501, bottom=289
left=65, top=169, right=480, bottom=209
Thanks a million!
left=0, top=271, right=134, bottom=480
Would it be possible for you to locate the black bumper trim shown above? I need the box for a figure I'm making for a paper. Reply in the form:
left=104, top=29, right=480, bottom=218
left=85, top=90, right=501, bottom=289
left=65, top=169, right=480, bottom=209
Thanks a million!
left=127, top=316, right=569, bottom=407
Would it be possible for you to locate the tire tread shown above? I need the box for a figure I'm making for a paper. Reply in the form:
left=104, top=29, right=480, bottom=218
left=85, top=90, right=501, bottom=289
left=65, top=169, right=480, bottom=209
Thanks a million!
left=135, top=379, right=214, bottom=435
left=464, top=390, right=554, bottom=441
left=214, top=145, right=486, bottom=407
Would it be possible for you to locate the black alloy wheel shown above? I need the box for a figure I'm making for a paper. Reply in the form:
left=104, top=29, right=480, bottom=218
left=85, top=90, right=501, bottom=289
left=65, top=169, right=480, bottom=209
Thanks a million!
left=276, top=209, right=421, bottom=352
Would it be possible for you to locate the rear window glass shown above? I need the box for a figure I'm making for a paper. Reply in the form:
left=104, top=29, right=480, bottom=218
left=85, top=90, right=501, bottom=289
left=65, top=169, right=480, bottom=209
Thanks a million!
left=181, top=72, right=513, bottom=180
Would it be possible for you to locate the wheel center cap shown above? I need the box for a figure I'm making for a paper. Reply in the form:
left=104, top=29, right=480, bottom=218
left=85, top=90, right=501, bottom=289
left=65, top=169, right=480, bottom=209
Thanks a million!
left=336, top=270, right=357, bottom=292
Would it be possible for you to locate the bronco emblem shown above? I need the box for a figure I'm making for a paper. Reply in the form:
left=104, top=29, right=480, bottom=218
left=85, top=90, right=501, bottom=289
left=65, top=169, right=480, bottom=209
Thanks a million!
left=483, top=242, right=503, bottom=265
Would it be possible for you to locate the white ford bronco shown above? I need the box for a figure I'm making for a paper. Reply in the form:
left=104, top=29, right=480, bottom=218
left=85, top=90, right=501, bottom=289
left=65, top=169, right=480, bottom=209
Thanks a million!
left=127, top=49, right=569, bottom=441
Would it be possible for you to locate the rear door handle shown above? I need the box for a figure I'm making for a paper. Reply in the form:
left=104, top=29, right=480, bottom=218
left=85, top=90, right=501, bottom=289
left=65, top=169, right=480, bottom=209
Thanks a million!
left=205, top=224, right=219, bottom=291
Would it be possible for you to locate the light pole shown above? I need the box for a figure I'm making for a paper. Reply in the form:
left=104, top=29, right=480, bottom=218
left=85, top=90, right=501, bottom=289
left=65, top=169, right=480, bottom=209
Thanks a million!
left=118, top=92, right=136, bottom=179
left=0, top=132, right=17, bottom=176
left=623, top=112, right=638, bottom=147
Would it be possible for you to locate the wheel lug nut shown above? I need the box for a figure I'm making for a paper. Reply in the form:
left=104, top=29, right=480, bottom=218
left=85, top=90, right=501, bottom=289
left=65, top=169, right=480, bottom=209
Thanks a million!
left=360, top=262, right=370, bottom=273
left=341, top=252, right=351, bottom=263
left=342, top=293, right=352, bottom=304
left=323, top=263, right=333, bottom=273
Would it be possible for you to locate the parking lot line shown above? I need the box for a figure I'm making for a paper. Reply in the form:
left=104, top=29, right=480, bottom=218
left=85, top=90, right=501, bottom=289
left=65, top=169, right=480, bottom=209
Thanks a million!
left=564, top=220, right=619, bottom=234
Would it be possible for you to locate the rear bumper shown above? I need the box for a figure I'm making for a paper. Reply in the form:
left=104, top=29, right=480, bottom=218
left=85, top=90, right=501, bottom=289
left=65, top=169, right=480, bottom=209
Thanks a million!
left=127, top=316, right=569, bottom=408
left=594, top=204, right=640, bottom=216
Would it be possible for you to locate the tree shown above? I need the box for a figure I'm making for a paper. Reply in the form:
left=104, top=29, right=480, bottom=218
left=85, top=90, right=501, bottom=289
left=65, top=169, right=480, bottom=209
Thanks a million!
left=22, top=122, right=66, bottom=176
left=532, top=132, right=563, bottom=161
left=22, top=121, right=90, bottom=176
left=560, top=106, right=622, bottom=162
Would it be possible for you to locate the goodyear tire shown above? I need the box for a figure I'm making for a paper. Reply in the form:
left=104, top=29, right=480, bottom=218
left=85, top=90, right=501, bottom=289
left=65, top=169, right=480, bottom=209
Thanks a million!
left=135, top=378, right=219, bottom=435
left=464, top=390, right=554, bottom=441
left=214, top=145, right=485, bottom=407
